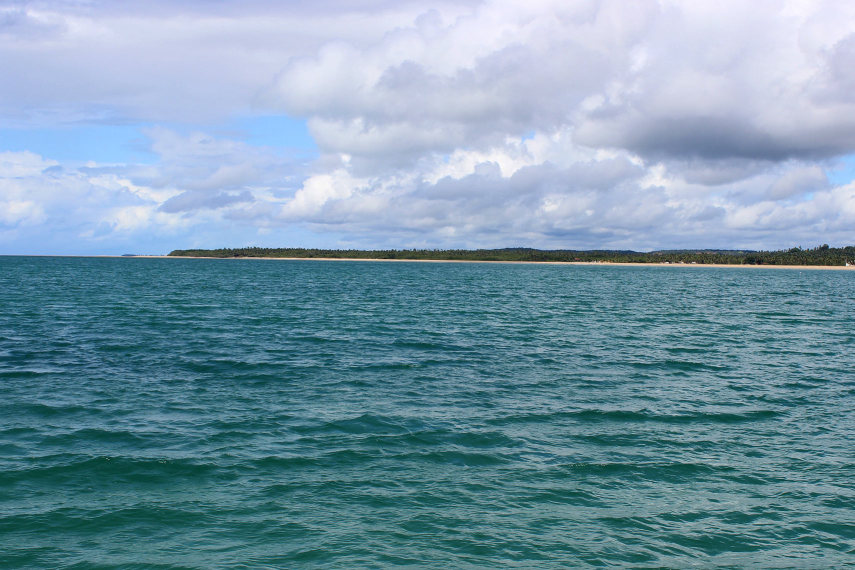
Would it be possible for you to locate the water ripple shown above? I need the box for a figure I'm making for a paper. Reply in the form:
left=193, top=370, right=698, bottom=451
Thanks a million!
left=0, top=257, right=853, bottom=567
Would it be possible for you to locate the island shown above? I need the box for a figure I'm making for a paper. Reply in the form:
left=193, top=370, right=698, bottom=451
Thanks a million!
left=167, top=245, right=855, bottom=267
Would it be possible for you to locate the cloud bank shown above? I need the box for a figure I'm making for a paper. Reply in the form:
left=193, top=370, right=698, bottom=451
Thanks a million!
left=1, top=0, right=854, bottom=253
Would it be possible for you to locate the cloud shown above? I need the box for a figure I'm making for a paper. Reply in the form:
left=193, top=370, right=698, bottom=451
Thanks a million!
left=266, top=149, right=851, bottom=250
left=0, top=136, right=275, bottom=253
left=1, top=0, right=854, bottom=252
left=0, top=150, right=57, bottom=177
left=158, top=190, right=254, bottom=213
left=261, top=0, right=855, bottom=248
left=270, top=1, right=855, bottom=165
left=139, top=127, right=301, bottom=193
left=767, top=166, right=829, bottom=200
left=0, top=0, right=467, bottom=125
left=0, top=199, right=45, bottom=226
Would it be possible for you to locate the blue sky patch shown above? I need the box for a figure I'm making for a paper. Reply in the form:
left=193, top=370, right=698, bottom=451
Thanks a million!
left=827, top=154, right=855, bottom=186
left=0, top=124, right=156, bottom=164
left=0, top=114, right=318, bottom=165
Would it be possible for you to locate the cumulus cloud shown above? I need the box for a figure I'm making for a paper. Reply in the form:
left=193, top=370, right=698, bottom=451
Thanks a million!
left=0, top=136, right=280, bottom=253
left=263, top=0, right=855, bottom=164
left=1, top=0, right=854, bottom=251
left=264, top=0, right=855, bottom=248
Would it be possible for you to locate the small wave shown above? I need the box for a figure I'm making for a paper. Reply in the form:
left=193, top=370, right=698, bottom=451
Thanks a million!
left=408, top=429, right=520, bottom=449
left=1, top=455, right=221, bottom=486
left=629, top=359, right=729, bottom=372
left=349, top=362, right=419, bottom=371
left=573, top=408, right=781, bottom=424
left=71, top=504, right=214, bottom=532
left=238, top=455, right=321, bottom=471
left=0, top=443, right=27, bottom=455
left=808, top=521, right=855, bottom=542
left=390, top=339, right=478, bottom=353
left=0, top=426, right=40, bottom=437
left=560, top=461, right=730, bottom=482
left=14, top=402, right=96, bottom=418
left=660, top=529, right=771, bottom=556
left=397, top=449, right=509, bottom=467
left=597, top=515, right=660, bottom=533
left=663, top=346, right=710, bottom=354
left=0, top=369, right=57, bottom=379
left=39, top=428, right=150, bottom=448
left=293, top=413, right=414, bottom=436
left=486, top=408, right=780, bottom=426
left=514, top=487, right=602, bottom=508
left=177, top=358, right=289, bottom=375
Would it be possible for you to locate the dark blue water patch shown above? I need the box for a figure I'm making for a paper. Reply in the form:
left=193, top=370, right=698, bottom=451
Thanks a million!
left=0, top=257, right=853, bottom=567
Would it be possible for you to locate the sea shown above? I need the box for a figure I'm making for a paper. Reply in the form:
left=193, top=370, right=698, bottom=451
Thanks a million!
left=1, top=256, right=853, bottom=568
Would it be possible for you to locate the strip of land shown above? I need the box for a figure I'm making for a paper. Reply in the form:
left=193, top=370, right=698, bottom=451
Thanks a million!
left=162, top=246, right=855, bottom=268
left=120, top=255, right=852, bottom=270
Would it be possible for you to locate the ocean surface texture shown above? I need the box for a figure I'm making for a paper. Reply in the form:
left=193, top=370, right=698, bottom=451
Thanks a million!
left=1, top=257, right=853, bottom=568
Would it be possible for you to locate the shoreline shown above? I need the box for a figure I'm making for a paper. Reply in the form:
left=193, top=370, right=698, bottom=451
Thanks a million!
left=5, top=254, right=852, bottom=270
left=124, top=255, right=855, bottom=270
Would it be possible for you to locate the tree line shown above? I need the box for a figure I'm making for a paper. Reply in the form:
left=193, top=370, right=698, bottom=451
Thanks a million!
left=167, top=244, right=855, bottom=266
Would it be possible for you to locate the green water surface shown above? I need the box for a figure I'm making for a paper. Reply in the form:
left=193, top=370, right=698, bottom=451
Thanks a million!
left=1, top=257, right=853, bottom=567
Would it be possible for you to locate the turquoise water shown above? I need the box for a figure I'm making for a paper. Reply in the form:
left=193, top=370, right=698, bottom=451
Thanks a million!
left=1, top=257, right=853, bottom=568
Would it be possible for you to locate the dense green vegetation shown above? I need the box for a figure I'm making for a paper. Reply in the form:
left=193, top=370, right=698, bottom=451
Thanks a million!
left=168, top=244, right=855, bottom=266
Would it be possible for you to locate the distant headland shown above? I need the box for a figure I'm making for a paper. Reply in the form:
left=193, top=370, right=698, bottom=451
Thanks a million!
left=166, top=245, right=855, bottom=267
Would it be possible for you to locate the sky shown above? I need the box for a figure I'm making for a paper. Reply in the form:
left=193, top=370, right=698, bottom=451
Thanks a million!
left=1, top=0, right=854, bottom=254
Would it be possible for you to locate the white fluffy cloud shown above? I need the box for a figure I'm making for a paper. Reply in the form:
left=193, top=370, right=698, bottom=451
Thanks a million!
left=1, top=0, right=854, bottom=252
left=0, top=150, right=185, bottom=253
